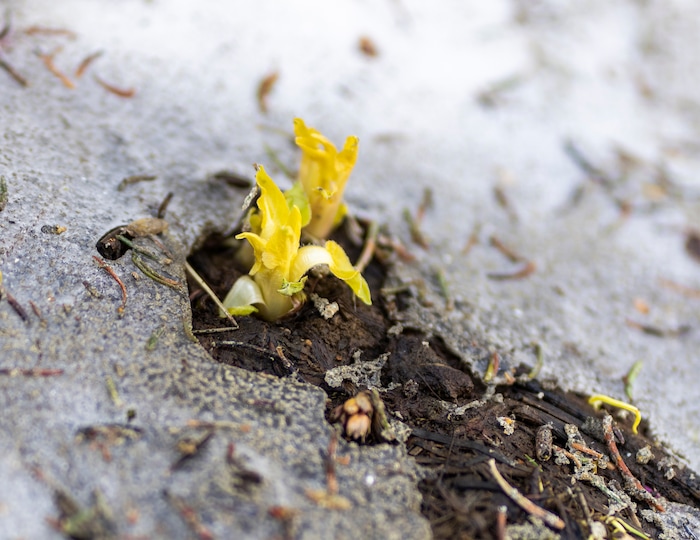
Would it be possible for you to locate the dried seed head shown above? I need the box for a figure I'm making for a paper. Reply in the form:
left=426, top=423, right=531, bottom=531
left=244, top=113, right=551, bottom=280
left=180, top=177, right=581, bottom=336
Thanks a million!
left=345, top=413, right=371, bottom=441
left=343, top=398, right=360, bottom=416
left=354, top=392, right=373, bottom=414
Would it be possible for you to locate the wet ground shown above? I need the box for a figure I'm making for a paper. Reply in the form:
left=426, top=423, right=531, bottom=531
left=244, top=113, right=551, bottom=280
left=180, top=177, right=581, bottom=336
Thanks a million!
left=188, top=226, right=700, bottom=539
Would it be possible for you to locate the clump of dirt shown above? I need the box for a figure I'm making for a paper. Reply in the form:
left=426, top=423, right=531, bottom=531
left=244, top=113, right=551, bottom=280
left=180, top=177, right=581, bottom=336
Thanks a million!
left=187, top=229, right=700, bottom=540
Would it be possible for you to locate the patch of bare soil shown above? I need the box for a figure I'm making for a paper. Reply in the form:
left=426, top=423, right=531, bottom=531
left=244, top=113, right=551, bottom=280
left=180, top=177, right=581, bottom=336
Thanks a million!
left=187, top=230, right=700, bottom=540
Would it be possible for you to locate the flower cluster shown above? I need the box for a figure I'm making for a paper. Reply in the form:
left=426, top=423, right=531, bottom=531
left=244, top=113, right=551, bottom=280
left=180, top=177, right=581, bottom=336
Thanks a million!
left=293, top=118, right=359, bottom=239
left=222, top=121, right=370, bottom=321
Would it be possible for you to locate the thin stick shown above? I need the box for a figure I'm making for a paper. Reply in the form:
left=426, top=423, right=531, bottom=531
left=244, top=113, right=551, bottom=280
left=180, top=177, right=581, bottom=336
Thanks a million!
left=74, top=51, right=103, bottom=78
left=325, top=432, right=339, bottom=495
left=256, top=71, right=279, bottom=114
left=488, top=459, right=565, bottom=530
left=402, top=208, right=429, bottom=249
left=0, top=57, right=29, bottom=87
left=462, top=224, right=480, bottom=255
left=131, top=253, right=182, bottom=291
left=489, top=235, right=523, bottom=263
left=94, top=75, right=135, bottom=98
left=569, top=441, right=604, bottom=460
left=496, top=505, right=507, bottom=540
left=659, top=278, right=700, bottom=299
left=192, top=327, right=238, bottom=335
left=0, top=368, right=63, bottom=377
left=4, top=289, right=29, bottom=322
left=24, top=26, right=77, bottom=38
left=93, top=255, right=127, bottom=315
left=487, top=260, right=536, bottom=280
left=117, top=174, right=156, bottom=191
left=602, top=414, right=665, bottom=512
left=184, top=261, right=238, bottom=329
left=354, top=220, right=378, bottom=273
left=38, top=49, right=75, bottom=89
left=164, top=491, right=215, bottom=540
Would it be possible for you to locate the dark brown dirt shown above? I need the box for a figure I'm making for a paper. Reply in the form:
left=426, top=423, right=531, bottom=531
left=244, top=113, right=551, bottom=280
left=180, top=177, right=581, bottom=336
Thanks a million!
left=187, top=229, right=700, bottom=540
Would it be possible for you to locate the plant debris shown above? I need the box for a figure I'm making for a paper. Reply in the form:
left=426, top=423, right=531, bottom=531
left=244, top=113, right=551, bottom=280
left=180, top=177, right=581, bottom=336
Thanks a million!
left=256, top=71, right=279, bottom=113
left=0, top=175, right=8, bottom=211
left=117, top=174, right=157, bottom=191
left=358, top=36, right=379, bottom=57
left=38, top=48, right=76, bottom=89
left=94, top=75, right=135, bottom=98
left=0, top=57, right=28, bottom=86
left=188, top=221, right=700, bottom=539
left=74, top=50, right=102, bottom=78
left=92, top=255, right=127, bottom=315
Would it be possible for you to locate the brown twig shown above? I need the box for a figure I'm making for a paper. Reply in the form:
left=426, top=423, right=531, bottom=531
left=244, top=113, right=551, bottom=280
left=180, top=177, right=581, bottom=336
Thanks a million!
left=462, top=224, right=480, bottom=255
left=489, top=235, right=523, bottom=263
left=3, top=288, right=29, bottom=322
left=28, top=300, right=45, bottom=323
left=569, top=441, right=604, bottom=460
left=157, top=192, right=174, bottom=219
left=496, top=505, right=507, bottom=540
left=171, top=429, right=215, bottom=471
left=93, top=255, right=127, bottom=315
left=602, top=414, right=666, bottom=512
left=487, top=235, right=537, bottom=280
left=325, top=432, right=339, bottom=495
left=487, top=260, right=536, bottom=281
left=0, top=57, right=29, bottom=87
left=163, top=491, right=215, bottom=540
left=256, top=71, right=279, bottom=113
left=24, top=26, right=77, bottom=38
left=402, top=208, right=429, bottom=249
left=487, top=459, right=565, bottom=530
left=38, top=49, right=75, bottom=89
left=658, top=278, right=700, bottom=299
left=354, top=221, right=378, bottom=273
left=0, top=368, right=63, bottom=377
left=494, top=183, right=518, bottom=223
left=94, top=75, right=135, bottom=97
left=552, top=445, right=582, bottom=469
left=117, top=174, right=157, bottom=191
left=74, top=51, right=102, bottom=78
left=625, top=318, right=690, bottom=338
left=416, top=187, right=434, bottom=223
left=0, top=11, right=11, bottom=40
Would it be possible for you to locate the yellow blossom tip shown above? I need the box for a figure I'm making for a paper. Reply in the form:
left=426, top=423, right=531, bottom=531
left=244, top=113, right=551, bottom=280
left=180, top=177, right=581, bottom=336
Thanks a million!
left=588, top=394, right=641, bottom=434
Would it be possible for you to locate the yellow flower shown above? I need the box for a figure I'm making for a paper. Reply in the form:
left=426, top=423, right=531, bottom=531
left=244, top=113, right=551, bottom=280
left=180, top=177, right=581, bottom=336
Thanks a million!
left=222, top=165, right=371, bottom=321
left=293, top=118, right=359, bottom=239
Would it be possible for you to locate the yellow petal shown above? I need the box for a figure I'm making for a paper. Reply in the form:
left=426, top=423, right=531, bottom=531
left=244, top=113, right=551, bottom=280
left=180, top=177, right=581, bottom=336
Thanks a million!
left=291, top=245, right=334, bottom=282
left=221, top=275, right=265, bottom=317
left=284, top=181, right=311, bottom=227
left=336, top=136, right=359, bottom=182
left=260, top=206, right=301, bottom=275
left=255, top=165, right=290, bottom=240
left=235, top=231, right=266, bottom=275
left=291, top=242, right=372, bottom=305
left=325, top=240, right=371, bottom=305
